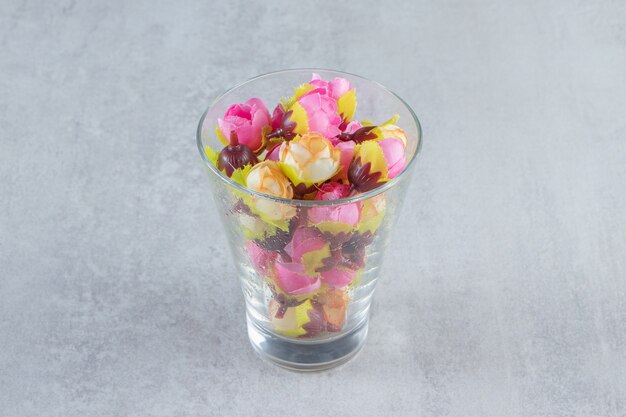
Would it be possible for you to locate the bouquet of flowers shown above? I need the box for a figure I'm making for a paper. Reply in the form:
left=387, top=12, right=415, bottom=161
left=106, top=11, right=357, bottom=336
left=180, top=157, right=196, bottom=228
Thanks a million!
left=204, top=73, right=409, bottom=338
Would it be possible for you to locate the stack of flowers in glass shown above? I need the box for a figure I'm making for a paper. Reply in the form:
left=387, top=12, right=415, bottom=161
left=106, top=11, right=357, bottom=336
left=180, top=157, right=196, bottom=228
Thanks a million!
left=199, top=71, right=420, bottom=369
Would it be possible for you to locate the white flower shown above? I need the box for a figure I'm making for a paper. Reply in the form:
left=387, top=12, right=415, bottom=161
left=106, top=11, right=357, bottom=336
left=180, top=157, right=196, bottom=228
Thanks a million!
left=279, top=133, right=342, bottom=186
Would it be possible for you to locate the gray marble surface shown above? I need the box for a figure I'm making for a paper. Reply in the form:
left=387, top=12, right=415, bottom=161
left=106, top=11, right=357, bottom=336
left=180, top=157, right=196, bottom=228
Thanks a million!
left=1, top=1, right=625, bottom=416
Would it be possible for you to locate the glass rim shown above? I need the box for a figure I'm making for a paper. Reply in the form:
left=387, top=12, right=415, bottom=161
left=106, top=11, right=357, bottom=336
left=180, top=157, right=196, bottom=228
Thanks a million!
left=196, top=68, right=422, bottom=207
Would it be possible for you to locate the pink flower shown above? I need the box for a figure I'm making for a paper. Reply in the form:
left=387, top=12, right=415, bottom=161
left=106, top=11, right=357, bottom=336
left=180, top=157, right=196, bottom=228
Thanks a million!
left=308, top=183, right=361, bottom=230
left=295, top=92, right=342, bottom=139
left=309, top=73, right=352, bottom=101
left=320, top=267, right=356, bottom=288
left=305, top=73, right=356, bottom=122
left=246, top=241, right=276, bottom=272
left=378, top=138, right=406, bottom=178
left=335, top=140, right=356, bottom=180
left=284, top=227, right=328, bottom=263
left=314, top=182, right=352, bottom=201
left=274, top=260, right=321, bottom=295
left=218, top=98, right=271, bottom=153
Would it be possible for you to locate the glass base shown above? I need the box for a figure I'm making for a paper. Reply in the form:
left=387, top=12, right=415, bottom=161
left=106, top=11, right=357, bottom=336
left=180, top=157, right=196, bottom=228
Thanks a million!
left=247, top=317, right=369, bottom=372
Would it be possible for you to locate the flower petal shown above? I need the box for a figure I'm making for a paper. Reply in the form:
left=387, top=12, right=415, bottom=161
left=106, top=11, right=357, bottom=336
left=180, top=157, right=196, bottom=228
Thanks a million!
left=320, top=267, right=356, bottom=288
left=274, top=261, right=321, bottom=295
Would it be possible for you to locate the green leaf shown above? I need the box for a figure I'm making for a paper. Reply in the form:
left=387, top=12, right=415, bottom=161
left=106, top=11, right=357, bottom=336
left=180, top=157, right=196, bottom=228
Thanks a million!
left=204, top=145, right=219, bottom=167
left=280, top=83, right=315, bottom=110
left=381, top=114, right=400, bottom=126
left=301, top=243, right=331, bottom=276
left=216, top=126, right=229, bottom=145
left=337, top=89, right=357, bottom=122
left=230, top=164, right=253, bottom=187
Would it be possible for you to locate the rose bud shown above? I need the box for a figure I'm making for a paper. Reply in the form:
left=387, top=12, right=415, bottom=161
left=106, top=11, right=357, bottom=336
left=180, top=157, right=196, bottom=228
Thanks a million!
left=271, top=227, right=332, bottom=296
left=217, top=131, right=258, bottom=177
left=348, top=141, right=390, bottom=192
left=373, top=123, right=408, bottom=178
left=218, top=98, right=271, bottom=153
left=245, top=161, right=297, bottom=222
left=377, top=138, right=406, bottom=179
left=273, top=261, right=321, bottom=296
left=283, top=227, right=331, bottom=275
left=279, top=132, right=342, bottom=187
left=337, top=123, right=408, bottom=180
left=308, top=183, right=362, bottom=235
left=269, top=83, right=343, bottom=140
left=309, top=74, right=356, bottom=121
left=308, top=73, right=357, bottom=122
left=309, top=73, right=351, bottom=101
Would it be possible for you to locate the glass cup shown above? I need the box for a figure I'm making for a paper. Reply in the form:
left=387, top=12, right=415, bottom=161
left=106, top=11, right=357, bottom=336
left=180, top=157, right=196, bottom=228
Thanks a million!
left=197, top=69, right=421, bottom=371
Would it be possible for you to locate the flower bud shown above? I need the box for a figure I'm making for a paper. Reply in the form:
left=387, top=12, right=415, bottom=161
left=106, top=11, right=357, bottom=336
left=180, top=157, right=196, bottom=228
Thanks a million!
left=279, top=133, right=342, bottom=187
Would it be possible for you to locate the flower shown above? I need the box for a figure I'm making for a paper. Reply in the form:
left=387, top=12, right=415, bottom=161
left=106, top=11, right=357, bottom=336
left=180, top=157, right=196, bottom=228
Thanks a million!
left=246, top=241, right=276, bottom=272
left=279, top=132, right=341, bottom=186
left=308, top=183, right=361, bottom=234
left=376, top=123, right=408, bottom=148
left=314, top=182, right=351, bottom=201
left=245, top=161, right=296, bottom=222
left=272, top=227, right=331, bottom=295
left=320, top=267, right=357, bottom=288
left=246, top=161, right=294, bottom=198
left=348, top=140, right=389, bottom=191
left=308, top=73, right=357, bottom=122
left=274, top=261, right=321, bottom=295
left=284, top=227, right=326, bottom=260
left=378, top=138, right=406, bottom=178
left=218, top=98, right=271, bottom=153
left=375, top=123, right=407, bottom=178
left=284, top=227, right=331, bottom=274
left=266, top=74, right=357, bottom=141
left=292, top=91, right=342, bottom=139
left=268, top=86, right=343, bottom=140
left=309, top=73, right=352, bottom=100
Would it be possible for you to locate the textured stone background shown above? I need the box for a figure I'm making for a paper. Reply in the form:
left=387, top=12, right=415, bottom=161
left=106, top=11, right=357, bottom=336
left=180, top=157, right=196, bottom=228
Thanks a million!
left=1, top=1, right=625, bottom=416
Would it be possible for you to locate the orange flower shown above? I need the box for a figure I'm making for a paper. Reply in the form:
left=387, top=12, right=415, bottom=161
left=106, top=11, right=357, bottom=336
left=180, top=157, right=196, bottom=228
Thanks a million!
left=246, top=161, right=296, bottom=221
left=246, top=161, right=294, bottom=198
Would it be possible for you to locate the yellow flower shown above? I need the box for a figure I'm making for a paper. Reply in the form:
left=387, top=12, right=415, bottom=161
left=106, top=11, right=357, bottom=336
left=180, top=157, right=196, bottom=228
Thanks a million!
left=279, top=132, right=341, bottom=187
left=245, top=161, right=296, bottom=222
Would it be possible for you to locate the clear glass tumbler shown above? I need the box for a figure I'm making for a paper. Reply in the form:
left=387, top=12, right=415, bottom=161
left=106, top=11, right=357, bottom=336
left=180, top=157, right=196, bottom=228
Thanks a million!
left=197, top=69, right=421, bottom=371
